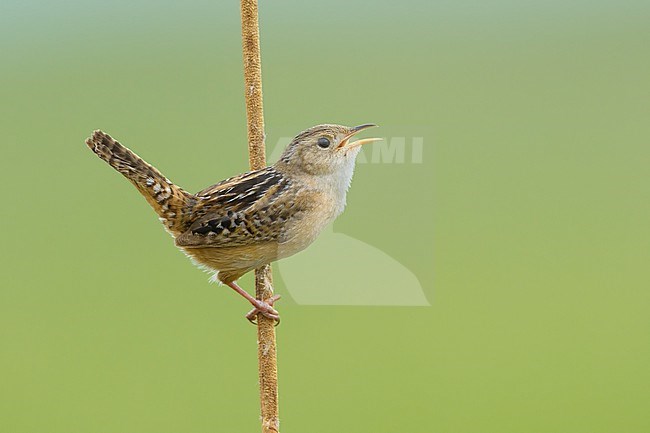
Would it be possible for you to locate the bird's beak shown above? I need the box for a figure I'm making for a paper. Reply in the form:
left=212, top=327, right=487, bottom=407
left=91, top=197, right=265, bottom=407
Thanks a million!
left=337, top=124, right=381, bottom=151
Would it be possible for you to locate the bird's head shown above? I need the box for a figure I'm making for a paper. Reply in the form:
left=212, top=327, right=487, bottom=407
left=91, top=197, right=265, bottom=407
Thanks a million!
left=276, top=124, right=380, bottom=176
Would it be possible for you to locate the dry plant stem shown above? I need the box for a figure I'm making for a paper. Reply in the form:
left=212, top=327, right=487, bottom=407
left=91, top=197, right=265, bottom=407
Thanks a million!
left=241, top=0, right=266, bottom=171
left=240, top=1, right=280, bottom=432
left=254, top=266, right=279, bottom=433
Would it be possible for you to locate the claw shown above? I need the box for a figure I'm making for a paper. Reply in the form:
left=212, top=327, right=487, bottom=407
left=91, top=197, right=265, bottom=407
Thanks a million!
left=225, top=281, right=281, bottom=325
left=246, top=295, right=282, bottom=325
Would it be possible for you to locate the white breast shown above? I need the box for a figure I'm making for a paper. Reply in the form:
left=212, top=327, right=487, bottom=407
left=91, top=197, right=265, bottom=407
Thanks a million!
left=319, top=156, right=357, bottom=217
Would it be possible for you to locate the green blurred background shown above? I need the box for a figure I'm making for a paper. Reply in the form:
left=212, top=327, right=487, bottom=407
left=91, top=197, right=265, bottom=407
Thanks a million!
left=1, top=1, right=649, bottom=432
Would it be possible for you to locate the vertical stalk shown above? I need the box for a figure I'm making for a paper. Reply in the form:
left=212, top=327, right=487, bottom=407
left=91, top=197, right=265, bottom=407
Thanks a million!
left=240, top=1, right=280, bottom=432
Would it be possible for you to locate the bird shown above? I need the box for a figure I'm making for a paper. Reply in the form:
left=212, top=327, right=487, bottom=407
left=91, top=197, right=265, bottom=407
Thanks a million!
left=85, top=124, right=380, bottom=323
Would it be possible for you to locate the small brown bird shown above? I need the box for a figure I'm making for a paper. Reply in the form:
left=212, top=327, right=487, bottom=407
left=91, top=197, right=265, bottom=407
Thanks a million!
left=86, top=124, right=379, bottom=322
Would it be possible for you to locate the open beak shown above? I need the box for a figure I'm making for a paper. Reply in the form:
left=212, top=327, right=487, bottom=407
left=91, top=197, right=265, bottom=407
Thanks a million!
left=337, top=123, right=381, bottom=151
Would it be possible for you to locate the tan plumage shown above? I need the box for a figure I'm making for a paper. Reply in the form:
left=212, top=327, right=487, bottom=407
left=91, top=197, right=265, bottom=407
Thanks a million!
left=85, top=124, right=379, bottom=321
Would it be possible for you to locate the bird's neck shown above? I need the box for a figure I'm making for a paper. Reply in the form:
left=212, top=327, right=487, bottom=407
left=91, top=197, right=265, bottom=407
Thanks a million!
left=315, top=160, right=357, bottom=217
left=275, top=158, right=357, bottom=217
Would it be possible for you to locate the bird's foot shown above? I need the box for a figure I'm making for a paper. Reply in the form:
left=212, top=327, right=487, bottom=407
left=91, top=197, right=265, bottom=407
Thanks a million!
left=224, top=281, right=281, bottom=325
left=246, top=295, right=281, bottom=325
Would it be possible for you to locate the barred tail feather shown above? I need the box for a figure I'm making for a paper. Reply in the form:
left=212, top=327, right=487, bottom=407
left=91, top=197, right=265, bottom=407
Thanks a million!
left=85, top=130, right=193, bottom=236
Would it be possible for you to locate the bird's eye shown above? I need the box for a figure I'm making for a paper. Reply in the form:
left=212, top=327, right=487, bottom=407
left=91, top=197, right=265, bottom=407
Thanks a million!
left=317, top=137, right=331, bottom=148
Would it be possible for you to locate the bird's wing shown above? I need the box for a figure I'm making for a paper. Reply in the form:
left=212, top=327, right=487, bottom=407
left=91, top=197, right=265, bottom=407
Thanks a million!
left=194, top=167, right=273, bottom=199
left=175, top=167, right=300, bottom=247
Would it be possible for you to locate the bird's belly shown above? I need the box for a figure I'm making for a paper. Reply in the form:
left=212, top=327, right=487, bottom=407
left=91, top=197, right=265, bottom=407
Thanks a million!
left=181, top=243, right=279, bottom=277
left=179, top=189, right=340, bottom=281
